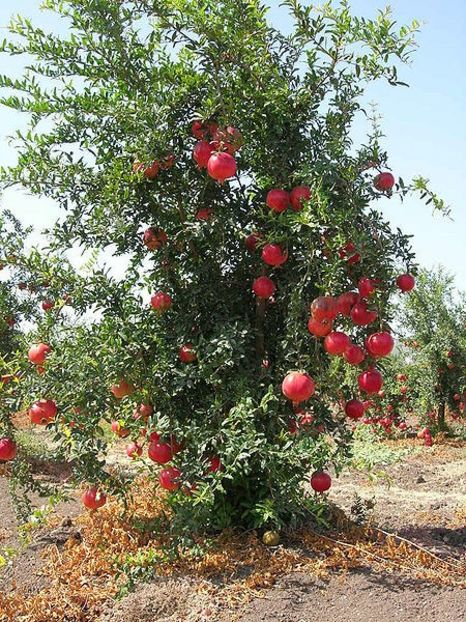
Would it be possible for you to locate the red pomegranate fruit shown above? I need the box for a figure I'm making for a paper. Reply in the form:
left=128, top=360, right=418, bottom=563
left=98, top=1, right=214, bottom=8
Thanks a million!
left=350, top=302, right=378, bottom=326
left=207, top=152, right=237, bottom=182
left=266, top=189, right=289, bottom=213
left=245, top=232, right=262, bottom=252
left=159, top=466, right=181, bottom=491
left=111, top=379, right=135, bottom=399
left=111, top=421, right=130, bottom=438
left=193, top=141, right=214, bottom=168
left=307, top=317, right=333, bottom=337
left=374, top=172, right=395, bottom=191
left=252, top=276, right=276, bottom=299
left=143, top=227, right=168, bottom=250
left=366, top=332, right=395, bottom=358
left=282, top=372, right=315, bottom=403
left=261, top=244, right=288, bottom=267
left=289, top=185, right=311, bottom=211
left=28, top=342, right=51, bottom=365
left=310, top=296, right=338, bottom=322
left=324, top=331, right=350, bottom=355
left=150, top=291, right=173, bottom=312
left=396, top=273, right=415, bottom=293
left=358, top=369, right=383, bottom=395
left=179, top=343, right=197, bottom=363
left=345, top=399, right=365, bottom=420
left=0, top=438, right=17, bottom=461
left=358, top=277, right=377, bottom=299
left=344, top=344, right=366, bottom=366
left=82, top=487, right=107, bottom=510
left=126, top=442, right=143, bottom=459
left=310, top=471, right=332, bottom=493
left=29, top=399, right=57, bottom=425
left=148, top=441, right=173, bottom=464
left=336, top=292, right=359, bottom=316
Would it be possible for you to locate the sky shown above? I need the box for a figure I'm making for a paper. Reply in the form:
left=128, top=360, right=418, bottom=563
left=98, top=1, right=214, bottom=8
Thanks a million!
left=0, top=1, right=465, bottom=289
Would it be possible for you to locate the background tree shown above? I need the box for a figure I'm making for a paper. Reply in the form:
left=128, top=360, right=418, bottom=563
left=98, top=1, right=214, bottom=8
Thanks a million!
left=397, top=268, right=466, bottom=432
left=0, top=0, right=445, bottom=532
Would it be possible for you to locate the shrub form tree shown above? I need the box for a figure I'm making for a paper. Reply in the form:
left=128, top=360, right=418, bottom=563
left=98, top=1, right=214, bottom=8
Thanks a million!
left=0, top=1, right=446, bottom=531
left=395, top=268, right=466, bottom=432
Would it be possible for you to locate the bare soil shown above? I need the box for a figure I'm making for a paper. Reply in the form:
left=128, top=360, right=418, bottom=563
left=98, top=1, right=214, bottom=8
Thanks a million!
left=1, top=439, right=465, bottom=622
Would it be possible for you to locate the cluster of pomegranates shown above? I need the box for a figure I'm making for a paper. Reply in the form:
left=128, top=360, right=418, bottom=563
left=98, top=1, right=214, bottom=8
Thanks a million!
left=192, top=120, right=241, bottom=183
left=265, top=186, right=311, bottom=213
left=132, top=153, right=175, bottom=180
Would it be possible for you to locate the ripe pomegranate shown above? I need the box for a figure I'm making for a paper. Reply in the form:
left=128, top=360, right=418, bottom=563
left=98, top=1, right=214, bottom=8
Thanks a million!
left=179, top=343, right=197, bottom=363
left=310, top=471, right=332, bottom=493
left=82, top=487, right=107, bottom=510
left=111, top=379, right=135, bottom=399
left=143, top=227, right=168, bottom=250
left=252, top=276, right=276, bottom=299
left=133, top=403, right=153, bottom=420
left=358, top=369, right=383, bottom=395
left=339, top=241, right=361, bottom=264
left=28, top=342, right=51, bottom=365
left=344, top=344, right=366, bottom=366
left=148, top=441, right=173, bottom=464
left=212, top=126, right=243, bottom=154
left=159, top=466, right=181, bottom=491
left=261, top=244, right=288, bottom=267
left=290, top=185, right=311, bottom=211
left=245, top=232, right=262, bottom=252
left=282, top=372, right=315, bottom=403
left=358, top=277, right=377, bottom=299
left=310, top=296, right=338, bottom=322
left=18, top=282, right=27, bottom=290
left=0, top=438, right=17, bottom=461
left=336, top=291, right=358, bottom=316
left=396, top=273, right=415, bottom=293
left=207, top=456, right=223, bottom=473
left=150, top=291, right=173, bottom=312
left=453, top=393, right=461, bottom=401
left=400, top=386, right=408, bottom=395
left=266, top=189, right=289, bottom=213
left=144, top=160, right=160, bottom=179
left=191, top=120, right=207, bottom=139
left=42, top=300, right=54, bottom=312
left=193, top=141, right=214, bottom=168
left=207, top=152, right=237, bottom=182
left=5, top=316, right=15, bottom=328
left=29, top=399, right=57, bottom=425
left=366, top=332, right=395, bottom=358
left=345, top=399, right=365, bottom=420
left=111, top=421, right=130, bottom=438
left=374, top=172, right=395, bottom=191
left=324, top=331, right=350, bottom=355
left=350, top=301, right=377, bottom=326
left=195, top=208, right=213, bottom=221
left=307, top=317, right=333, bottom=337
left=126, top=442, right=143, bottom=459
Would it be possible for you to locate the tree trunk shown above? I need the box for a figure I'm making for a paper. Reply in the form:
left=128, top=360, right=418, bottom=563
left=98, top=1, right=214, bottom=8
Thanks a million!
left=437, top=401, right=447, bottom=430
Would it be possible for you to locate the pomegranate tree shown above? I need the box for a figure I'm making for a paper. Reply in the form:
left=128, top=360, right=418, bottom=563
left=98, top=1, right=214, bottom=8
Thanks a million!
left=0, top=1, right=447, bottom=532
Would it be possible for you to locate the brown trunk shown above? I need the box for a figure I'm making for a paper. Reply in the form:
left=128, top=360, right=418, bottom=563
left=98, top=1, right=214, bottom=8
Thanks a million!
left=437, top=401, right=447, bottom=430
left=255, top=298, right=266, bottom=361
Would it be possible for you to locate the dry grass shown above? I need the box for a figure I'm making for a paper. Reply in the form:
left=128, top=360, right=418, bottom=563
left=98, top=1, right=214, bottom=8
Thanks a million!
left=1, top=475, right=464, bottom=622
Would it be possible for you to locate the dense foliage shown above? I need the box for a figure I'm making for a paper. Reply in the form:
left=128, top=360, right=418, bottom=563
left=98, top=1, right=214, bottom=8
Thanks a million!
left=0, top=0, right=446, bottom=532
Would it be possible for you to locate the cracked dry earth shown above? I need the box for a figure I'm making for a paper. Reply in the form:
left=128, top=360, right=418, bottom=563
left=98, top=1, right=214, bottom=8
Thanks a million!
left=1, top=440, right=465, bottom=622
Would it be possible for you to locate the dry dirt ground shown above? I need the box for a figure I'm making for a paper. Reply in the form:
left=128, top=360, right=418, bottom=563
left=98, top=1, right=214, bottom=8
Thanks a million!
left=1, top=439, right=465, bottom=622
